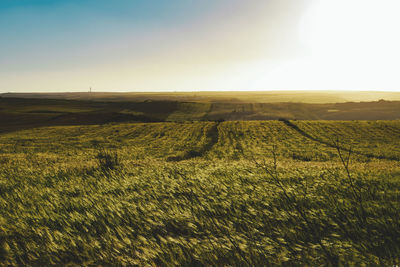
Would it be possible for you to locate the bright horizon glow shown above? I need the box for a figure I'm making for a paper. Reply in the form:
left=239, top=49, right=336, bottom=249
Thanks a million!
left=1, top=0, right=400, bottom=92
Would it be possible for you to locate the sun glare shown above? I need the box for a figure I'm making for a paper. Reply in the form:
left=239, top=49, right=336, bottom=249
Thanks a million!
left=292, top=0, right=400, bottom=90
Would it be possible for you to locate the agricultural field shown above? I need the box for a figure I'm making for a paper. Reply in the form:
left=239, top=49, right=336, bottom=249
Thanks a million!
left=3, top=0, right=400, bottom=264
left=1, top=96, right=400, bottom=134
left=1, top=119, right=400, bottom=265
left=4, top=91, right=400, bottom=103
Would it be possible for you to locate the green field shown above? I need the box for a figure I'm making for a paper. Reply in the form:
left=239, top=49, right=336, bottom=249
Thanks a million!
left=1, top=118, right=400, bottom=265
left=1, top=96, right=400, bottom=134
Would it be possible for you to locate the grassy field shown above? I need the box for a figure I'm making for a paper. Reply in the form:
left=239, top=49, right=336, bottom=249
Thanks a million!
left=1, top=119, right=400, bottom=265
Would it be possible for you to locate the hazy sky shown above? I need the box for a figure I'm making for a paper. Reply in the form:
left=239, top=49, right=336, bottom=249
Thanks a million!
left=1, top=0, right=400, bottom=92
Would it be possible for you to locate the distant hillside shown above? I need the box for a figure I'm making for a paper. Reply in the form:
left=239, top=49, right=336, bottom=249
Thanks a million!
left=1, top=97, right=399, bottom=133
left=2, top=91, right=400, bottom=103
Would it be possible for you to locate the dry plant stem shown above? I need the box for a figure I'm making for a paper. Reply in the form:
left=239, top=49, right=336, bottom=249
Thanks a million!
left=334, top=138, right=367, bottom=224
left=254, top=146, right=339, bottom=266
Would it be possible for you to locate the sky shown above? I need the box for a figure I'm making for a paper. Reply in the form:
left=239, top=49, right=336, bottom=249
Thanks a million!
left=1, top=0, right=400, bottom=92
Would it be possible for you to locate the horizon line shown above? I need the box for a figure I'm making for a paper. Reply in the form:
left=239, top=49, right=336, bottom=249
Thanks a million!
left=2, top=90, right=400, bottom=94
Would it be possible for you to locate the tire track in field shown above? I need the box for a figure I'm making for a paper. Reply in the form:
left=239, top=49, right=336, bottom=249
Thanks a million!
left=281, top=119, right=399, bottom=161
left=167, top=122, right=220, bottom=161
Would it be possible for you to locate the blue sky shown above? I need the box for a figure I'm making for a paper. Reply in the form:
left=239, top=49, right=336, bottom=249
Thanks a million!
left=1, top=0, right=400, bottom=92
left=0, top=1, right=216, bottom=69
